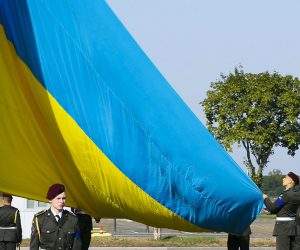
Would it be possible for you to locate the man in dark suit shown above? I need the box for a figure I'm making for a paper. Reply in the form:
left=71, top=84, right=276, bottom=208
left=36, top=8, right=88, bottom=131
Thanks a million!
left=71, top=208, right=93, bottom=250
left=30, top=184, right=81, bottom=250
left=263, top=172, right=300, bottom=250
left=0, top=193, right=22, bottom=250
left=227, top=226, right=251, bottom=250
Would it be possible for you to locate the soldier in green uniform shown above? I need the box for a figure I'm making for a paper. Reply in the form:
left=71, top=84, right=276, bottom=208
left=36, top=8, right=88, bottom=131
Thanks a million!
left=0, top=193, right=22, bottom=250
left=30, top=184, right=81, bottom=250
left=295, top=205, right=300, bottom=249
left=263, top=172, right=300, bottom=250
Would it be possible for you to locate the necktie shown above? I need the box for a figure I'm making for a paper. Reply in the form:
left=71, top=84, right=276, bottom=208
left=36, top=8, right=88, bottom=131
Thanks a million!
left=55, top=215, right=60, bottom=222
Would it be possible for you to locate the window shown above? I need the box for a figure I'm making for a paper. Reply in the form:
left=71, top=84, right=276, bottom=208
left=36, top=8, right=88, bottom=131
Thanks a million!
left=38, top=201, right=47, bottom=208
left=26, top=200, right=35, bottom=209
left=26, top=199, right=49, bottom=209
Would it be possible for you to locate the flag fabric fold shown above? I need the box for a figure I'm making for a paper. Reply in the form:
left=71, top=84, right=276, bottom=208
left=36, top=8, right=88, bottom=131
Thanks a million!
left=0, top=0, right=263, bottom=233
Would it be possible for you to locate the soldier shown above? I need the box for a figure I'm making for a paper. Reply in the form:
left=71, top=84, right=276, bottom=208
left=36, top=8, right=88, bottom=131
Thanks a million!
left=295, top=206, right=300, bottom=249
left=0, top=193, right=22, bottom=250
left=227, top=226, right=251, bottom=250
left=263, top=172, right=300, bottom=250
left=71, top=208, right=93, bottom=250
left=30, top=184, right=81, bottom=250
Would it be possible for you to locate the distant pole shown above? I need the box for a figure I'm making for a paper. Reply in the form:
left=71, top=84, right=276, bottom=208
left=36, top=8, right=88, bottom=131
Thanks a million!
left=113, top=218, right=117, bottom=233
left=146, top=225, right=149, bottom=233
left=153, top=227, right=161, bottom=240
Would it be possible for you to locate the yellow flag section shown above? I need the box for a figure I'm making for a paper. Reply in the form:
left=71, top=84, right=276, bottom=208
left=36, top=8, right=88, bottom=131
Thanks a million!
left=0, top=25, right=204, bottom=232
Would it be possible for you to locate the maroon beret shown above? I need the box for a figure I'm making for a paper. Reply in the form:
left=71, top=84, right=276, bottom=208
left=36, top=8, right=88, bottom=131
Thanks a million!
left=2, top=193, right=12, bottom=199
left=46, top=184, right=65, bottom=200
left=288, top=172, right=299, bottom=186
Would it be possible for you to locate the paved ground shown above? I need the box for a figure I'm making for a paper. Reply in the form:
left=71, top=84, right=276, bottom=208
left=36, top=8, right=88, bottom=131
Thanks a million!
left=90, top=248, right=276, bottom=250
left=93, top=248, right=275, bottom=250
left=21, top=248, right=276, bottom=250
left=92, top=217, right=274, bottom=238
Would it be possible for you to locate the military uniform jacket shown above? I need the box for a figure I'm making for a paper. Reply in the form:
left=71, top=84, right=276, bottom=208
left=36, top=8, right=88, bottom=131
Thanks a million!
left=229, top=226, right=251, bottom=236
left=264, top=188, right=300, bottom=236
left=76, top=214, right=92, bottom=232
left=0, top=205, right=22, bottom=243
left=30, top=209, right=81, bottom=250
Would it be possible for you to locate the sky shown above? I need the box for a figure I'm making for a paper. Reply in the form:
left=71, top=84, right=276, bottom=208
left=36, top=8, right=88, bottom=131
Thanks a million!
left=106, top=0, right=300, bottom=175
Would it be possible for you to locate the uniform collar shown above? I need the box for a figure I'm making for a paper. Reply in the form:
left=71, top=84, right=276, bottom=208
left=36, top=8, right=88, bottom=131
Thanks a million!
left=284, top=187, right=297, bottom=192
left=50, top=207, right=63, bottom=219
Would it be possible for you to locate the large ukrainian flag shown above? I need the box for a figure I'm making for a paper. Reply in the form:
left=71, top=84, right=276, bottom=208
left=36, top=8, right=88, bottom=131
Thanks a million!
left=0, top=0, right=263, bottom=233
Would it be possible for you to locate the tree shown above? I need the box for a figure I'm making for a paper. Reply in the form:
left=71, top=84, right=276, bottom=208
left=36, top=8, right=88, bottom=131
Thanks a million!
left=201, top=67, right=300, bottom=187
left=261, top=169, right=284, bottom=197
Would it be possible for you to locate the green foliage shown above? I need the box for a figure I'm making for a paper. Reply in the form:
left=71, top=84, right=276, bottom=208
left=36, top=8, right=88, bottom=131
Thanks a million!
left=261, top=169, right=284, bottom=197
left=201, top=67, right=300, bottom=187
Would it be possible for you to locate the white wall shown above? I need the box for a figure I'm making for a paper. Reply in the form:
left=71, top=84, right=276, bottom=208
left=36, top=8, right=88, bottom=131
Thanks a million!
left=12, top=196, right=50, bottom=239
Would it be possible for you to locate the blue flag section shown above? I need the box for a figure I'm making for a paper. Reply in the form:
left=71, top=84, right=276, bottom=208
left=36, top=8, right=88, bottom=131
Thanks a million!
left=0, top=0, right=263, bottom=233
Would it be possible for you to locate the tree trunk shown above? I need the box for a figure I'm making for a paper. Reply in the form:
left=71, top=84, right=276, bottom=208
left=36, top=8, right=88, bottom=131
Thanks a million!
left=256, top=164, right=264, bottom=188
left=153, top=227, right=161, bottom=240
left=242, top=141, right=266, bottom=188
left=243, top=141, right=255, bottom=177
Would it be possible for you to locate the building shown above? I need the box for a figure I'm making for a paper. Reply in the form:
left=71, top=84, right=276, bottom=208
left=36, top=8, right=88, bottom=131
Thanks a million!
left=12, top=196, right=49, bottom=239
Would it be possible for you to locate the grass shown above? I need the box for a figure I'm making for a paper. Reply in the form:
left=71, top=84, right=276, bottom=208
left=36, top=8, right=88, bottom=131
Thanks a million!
left=258, top=214, right=276, bottom=219
left=90, top=236, right=276, bottom=247
left=20, top=236, right=223, bottom=247
left=21, top=235, right=275, bottom=247
left=90, top=236, right=225, bottom=247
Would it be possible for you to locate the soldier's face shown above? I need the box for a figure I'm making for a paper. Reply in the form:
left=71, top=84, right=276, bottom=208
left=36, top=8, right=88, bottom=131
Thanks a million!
left=282, top=175, right=293, bottom=187
left=51, top=192, right=66, bottom=212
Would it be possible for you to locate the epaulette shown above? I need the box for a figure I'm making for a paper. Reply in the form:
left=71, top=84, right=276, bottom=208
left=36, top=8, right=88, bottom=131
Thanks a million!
left=66, top=210, right=77, bottom=217
left=35, top=209, right=47, bottom=217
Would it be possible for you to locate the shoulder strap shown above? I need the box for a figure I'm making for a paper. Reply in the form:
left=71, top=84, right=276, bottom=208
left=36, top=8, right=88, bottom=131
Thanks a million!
left=35, top=216, right=41, bottom=239
left=66, top=210, right=76, bottom=217
left=33, top=210, right=46, bottom=240
left=14, top=210, right=19, bottom=224
left=296, top=206, right=300, bottom=218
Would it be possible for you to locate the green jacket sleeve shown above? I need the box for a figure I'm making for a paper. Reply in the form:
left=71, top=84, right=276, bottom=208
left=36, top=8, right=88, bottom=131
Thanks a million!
left=72, top=218, right=82, bottom=250
left=15, top=210, right=22, bottom=243
left=29, top=216, right=40, bottom=250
